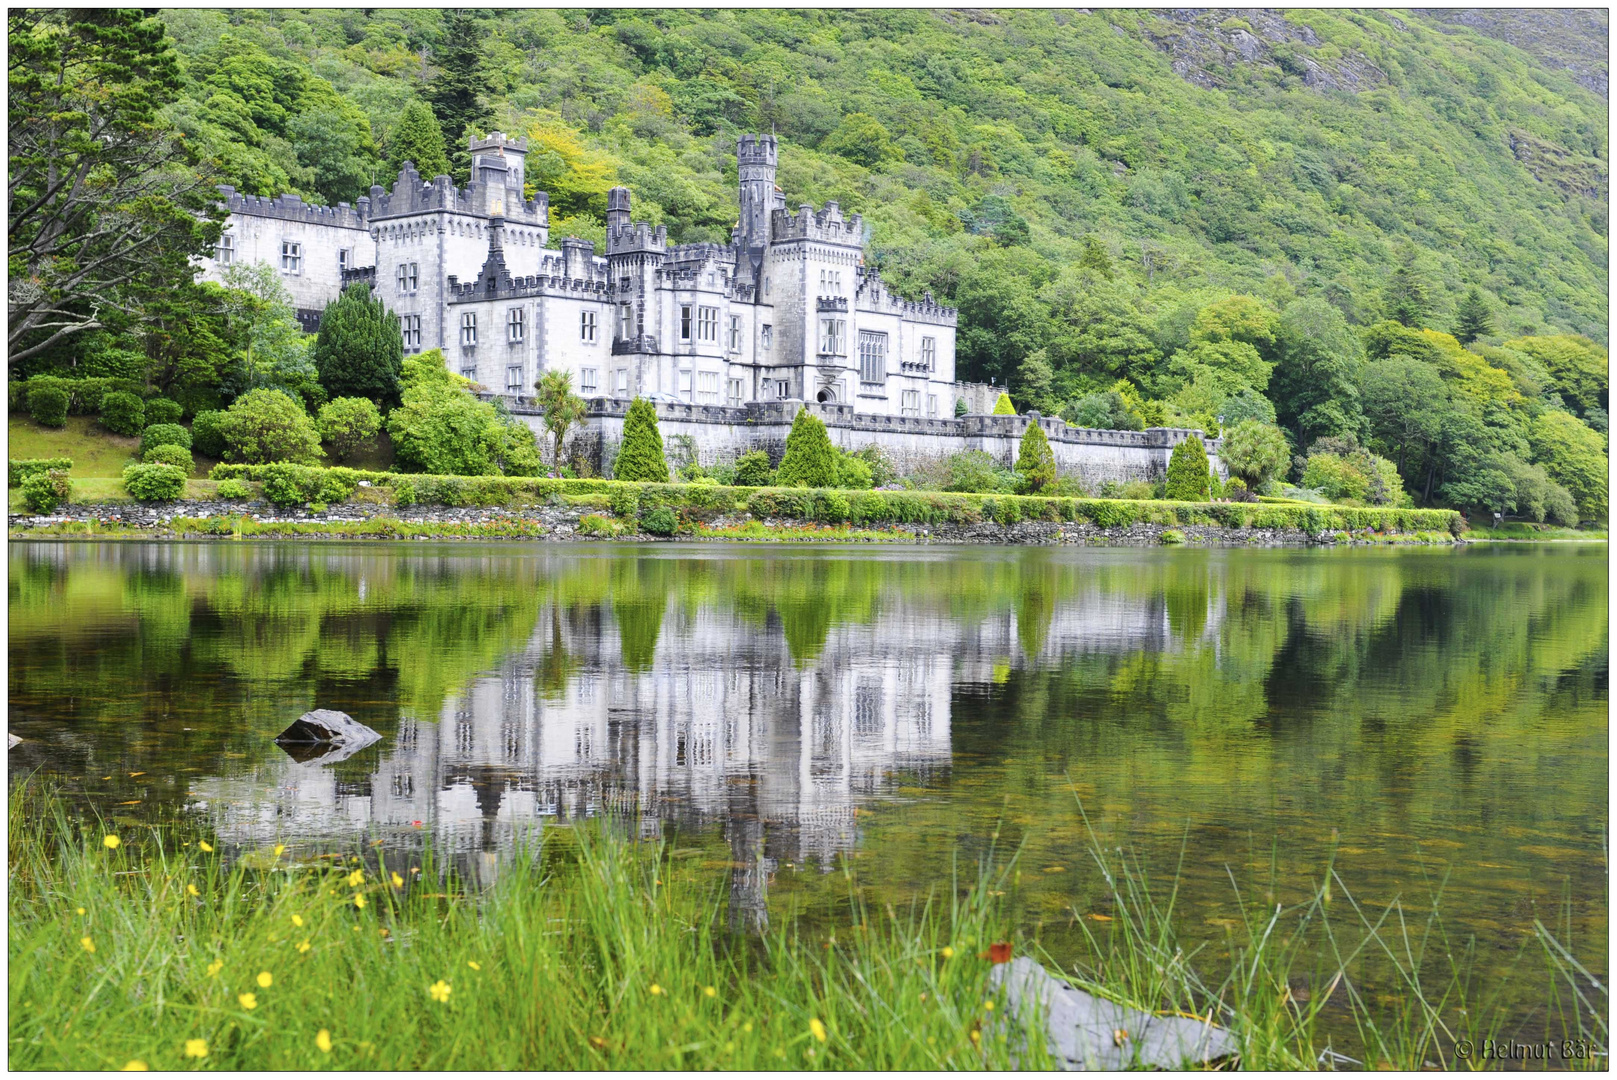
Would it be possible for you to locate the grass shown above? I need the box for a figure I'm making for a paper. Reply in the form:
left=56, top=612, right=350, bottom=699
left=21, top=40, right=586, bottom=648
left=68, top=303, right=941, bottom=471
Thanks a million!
left=690, top=520, right=919, bottom=543
left=8, top=416, right=141, bottom=478
left=1465, top=522, right=1608, bottom=541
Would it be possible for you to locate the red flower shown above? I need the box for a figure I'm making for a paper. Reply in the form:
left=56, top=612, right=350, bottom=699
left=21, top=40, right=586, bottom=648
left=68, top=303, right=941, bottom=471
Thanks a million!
left=985, top=942, right=1013, bottom=964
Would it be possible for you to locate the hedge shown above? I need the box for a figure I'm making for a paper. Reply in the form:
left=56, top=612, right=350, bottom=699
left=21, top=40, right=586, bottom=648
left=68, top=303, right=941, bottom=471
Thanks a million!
left=10, top=458, right=73, bottom=486
left=10, top=376, right=147, bottom=416
left=122, top=463, right=187, bottom=501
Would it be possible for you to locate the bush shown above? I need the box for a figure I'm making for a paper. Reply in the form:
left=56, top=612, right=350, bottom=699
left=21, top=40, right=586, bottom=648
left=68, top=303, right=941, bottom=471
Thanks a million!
left=26, top=385, right=69, bottom=427
left=20, top=469, right=72, bottom=513
left=1222, top=476, right=1255, bottom=502
left=317, top=397, right=383, bottom=462
left=218, top=389, right=323, bottom=465
left=217, top=478, right=253, bottom=500
left=609, top=487, right=641, bottom=518
left=140, top=423, right=192, bottom=456
left=1165, top=436, right=1212, bottom=501
left=849, top=445, right=897, bottom=488
left=731, top=449, right=774, bottom=487
left=391, top=476, right=417, bottom=507
left=954, top=397, right=969, bottom=417
left=259, top=462, right=325, bottom=508
left=10, top=458, right=72, bottom=486
left=98, top=392, right=145, bottom=436
left=943, top=450, right=1012, bottom=494
left=835, top=453, right=873, bottom=490
left=1219, top=420, right=1291, bottom=488
left=578, top=513, right=625, bottom=537
left=122, top=463, right=187, bottom=501
left=319, top=472, right=356, bottom=504
left=992, top=393, right=1016, bottom=415
left=190, top=410, right=228, bottom=459
left=1015, top=421, right=1058, bottom=493
left=143, top=399, right=184, bottom=425
left=614, top=398, right=670, bottom=482
left=640, top=505, right=678, bottom=536
left=142, top=444, right=194, bottom=472
left=776, top=409, right=839, bottom=488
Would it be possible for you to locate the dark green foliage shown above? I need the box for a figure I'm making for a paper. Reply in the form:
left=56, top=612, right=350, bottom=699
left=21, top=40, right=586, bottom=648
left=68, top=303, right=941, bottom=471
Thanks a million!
left=1219, top=420, right=1291, bottom=488
left=313, top=285, right=403, bottom=409
left=26, top=385, right=69, bottom=427
left=142, top=444, right=194, bottom=473
left=121, top=462, right=187, bottom=501
left=954, top=398, right=969, bottom=418
left=1271, top=299, right=1363, bottom=446
left=1015, top=421, right=1057, bottom=493
left=9, top=458, right=73, bottom=486
left=424, top=10, right=494, bottom=183
left=1452, top=288, right=1495, bottom=346
left=140, top=424, right=192, bottom=455
left=143, top=399, right=184, bottom=425
left=98, top=392, right=146, bottom=436
left=14, top=376, right=146, bottom=416
left=189, top=410, right=229, bottom=459
left=1383, top=254, right=1432, bottom=328
left=775, top=409, right=839, bottom=488
left=20, top=468, right=72, bottom=513
left=1165, top=435, right=1212, bottom=501
left=731, top=449, right=774, bottom=487
left=217, top=388, right=324, bottom=465
left=259, top=462, right=325, bottom=508
left=1064, top=390, right=1140, bottom=431
left=613, top=398, right=670, bottom=482
left=316, top=397, right=383, bottom=462
left=388, top=100, right=452, bottom=180
left=640, top=506, right=678, bottom=536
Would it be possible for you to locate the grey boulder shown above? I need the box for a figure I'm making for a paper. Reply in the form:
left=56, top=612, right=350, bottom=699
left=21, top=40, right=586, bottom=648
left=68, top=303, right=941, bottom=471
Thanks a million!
left=274, top=709, right=380, bottom=765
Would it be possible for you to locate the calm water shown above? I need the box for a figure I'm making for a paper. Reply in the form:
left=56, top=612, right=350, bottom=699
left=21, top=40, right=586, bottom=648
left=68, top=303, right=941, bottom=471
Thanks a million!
left=9, top=541, right=1607, bottom=1033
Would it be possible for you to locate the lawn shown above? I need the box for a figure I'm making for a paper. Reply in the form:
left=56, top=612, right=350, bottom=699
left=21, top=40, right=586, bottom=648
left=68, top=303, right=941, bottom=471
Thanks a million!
left=8, top=416, right=144, bottom=478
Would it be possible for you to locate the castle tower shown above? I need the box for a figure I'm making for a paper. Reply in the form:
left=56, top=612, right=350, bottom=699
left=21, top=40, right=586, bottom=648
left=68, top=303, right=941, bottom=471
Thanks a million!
left=606, top=187, right=631, bottom=239
left=469, top=131, right=528, bottom=215
left=736, top=134, right=778, bottom=252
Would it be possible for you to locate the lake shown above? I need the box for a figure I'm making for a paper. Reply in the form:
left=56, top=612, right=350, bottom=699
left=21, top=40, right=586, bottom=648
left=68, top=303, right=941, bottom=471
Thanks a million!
left=8, top=540, right=1607, bottom=1038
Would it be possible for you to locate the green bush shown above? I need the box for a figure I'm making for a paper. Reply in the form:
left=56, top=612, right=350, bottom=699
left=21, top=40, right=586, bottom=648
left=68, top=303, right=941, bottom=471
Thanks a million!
left=217, top=478, right=253, bottom=500
left=190, top=410, right=228, bottom=459
left=1015, top=421, right=1058, bottom=493
left=143, top=399, right=184, bottom=425
left=641, top=506, right=678, bottom=535
left=992, top=393, right=1016, bottom=415
left=16, top=376, right=145, bottom=417
left=609, top=486, right=641, bottom=518
left=1165, top=436, right=1212, bottom=501
left=391, top=477, right=417, bottom=507
left=140, top=423, right=192, bottom=456
left=578, top=513, right=626, bottom=537
left=777, top=409, right=839, bottom=487
left=99, top=392, right=146, bottom=437
left=218, top=389, right=323, bottom=465
left=260, top=462, right=325, bottom=508
left=319, top=472, right=357, bottom=504
left=835, top=453, right=873, bottom=490
left=614, top=398, right=670, bottom=482
left=732, top=449, right=774, bottom=487
left=20, top=469, right=72, bottom=513
left=26, top=385, right=69, bottom=427
left=317, top=397, right=383, bottom=462
left=9, top=458, right=72, bottom=486
left=816, top=490, right=852, bottom=522
left=142, top=444, right=194, bottom=472
left=122, top=463, right=187, bottom=501
left=954, top=397, right=969, bottom=417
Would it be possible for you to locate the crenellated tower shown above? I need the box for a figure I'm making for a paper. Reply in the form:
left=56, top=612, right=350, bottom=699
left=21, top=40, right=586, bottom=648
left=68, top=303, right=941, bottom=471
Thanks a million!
left=735, top=134, right=778, bottom=252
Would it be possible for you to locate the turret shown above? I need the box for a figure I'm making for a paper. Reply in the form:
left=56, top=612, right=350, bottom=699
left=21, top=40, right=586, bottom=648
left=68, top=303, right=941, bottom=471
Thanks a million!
left=606, top=187, right=631, bottom=237
left=736, top=133, right=778, bottom=251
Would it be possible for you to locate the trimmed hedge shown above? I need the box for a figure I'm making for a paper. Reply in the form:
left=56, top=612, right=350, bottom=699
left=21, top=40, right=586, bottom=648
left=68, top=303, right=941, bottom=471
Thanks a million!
left=10, top=458, right=73, bottom=485
left=122, top=463, right=187, bottom=501
left=143, top=444, right=194, bottom=472
left=144, top=399, right=184, bottom=425
left=11, top=376, right=147, bottom=416
left=140, top=423, right=192, bottom=455
left=99, top=392, right=146, bottom=436
left=26, top=385, right=69, bottom=427
left=20, top=469, right=72, bottom=513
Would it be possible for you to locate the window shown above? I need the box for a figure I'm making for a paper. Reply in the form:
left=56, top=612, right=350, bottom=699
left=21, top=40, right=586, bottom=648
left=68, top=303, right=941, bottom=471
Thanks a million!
left=460, top=312, right=477, bottom=346
left=821, top=268, right=841, bottom=293
left=819, top=268, right=826, bottom=292
left=581, top=310, right=597, bottom=342
left=507, top=307, right=524, bottom=343
left=927, top=394, right=939, bottom=418
left=680, top=305, right=693, bottom=342
left=921, top=336, right=936, bottom=370
left=580, top=367, right=598, bottom=394
left=614, top=369, right=629, bottom=396
left=677, top=369, right=692, bottom=400
left=697, top=306, right=718, bottom=342
left=773, top=379, right=791, bottom=399
left=617, top=303, right=633, bottom=339
left=461, top=366, right=477, bottom=381
left=216, top=232, right=235, bottom=265
left=506, top=365, right=524, bottom=394
left=727, top=378, right=744, bottom=407
left=901, top=390, right=921, bottom=417
left=280, top=240, right=302, bottom=274
left=397, top=263, right=418, bottom=294
left=727, top=314, right=742, bottom=352
left=763, top=276, right=770, bottom=297
left=858, top=331, right=887, bottom=383
left=400, top=315, right=422, bottom=351
left=339, top=248, right=352, bottom=271
left=697, top=371, right=719, bottom=403
left=761, top=325, right=773, bottom=351
left=819, top=318, right=845, bottom=356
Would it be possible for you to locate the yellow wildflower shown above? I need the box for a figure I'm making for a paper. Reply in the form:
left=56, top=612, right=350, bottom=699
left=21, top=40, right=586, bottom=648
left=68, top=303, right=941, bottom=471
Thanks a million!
left=186, top=883, right=199, bottom=897
left=103, top=835, right=120, bottom=849
left=297, top=941, right=311, bottom=953
left=649, top=984, right=663, bottom=996
left=238, top=992, right=257, bottom=1010
left=704, top=985, right=717, bottom=998
left=941, top=946, right=954, bottom=959
left=429, top=980, right=451, bottom=1003
left=467, top=961, right=481, bottom=970
left=76, top=907, right=85, bottom=915
left=292, top=914, right=303, bottom=927
left=79, top=936, right=95, bottom=953
left=183, top=1040, right=208, bottom=1059
left=346, top=870, right=364, bottom=887
left=256, top=971, right=272, bottom=988
left=206, top=958, right=223, bottom=977
left=984, top=1000, right=994, bottom=1011
left=742, top=1023, right=753, bottom=1034
left=120, top=1061, right=147, bottom=1071
left=970, top=1029, right=981, bottom=1044
left=198, top=841, right=213, bottom=853
left=391, top=872, right=404, bottom=888
left=810, top=1018, right=827, bottom=1043
left=273, top=844, right=285, bottom=857
left=353, top=893, right=366, bottom=909
left=316, top=1029, right=333, bottom=1054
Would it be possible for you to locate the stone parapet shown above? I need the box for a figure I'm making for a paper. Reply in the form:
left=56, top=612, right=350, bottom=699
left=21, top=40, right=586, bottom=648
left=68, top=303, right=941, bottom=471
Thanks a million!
left=217, top=186, right=370, bottom=230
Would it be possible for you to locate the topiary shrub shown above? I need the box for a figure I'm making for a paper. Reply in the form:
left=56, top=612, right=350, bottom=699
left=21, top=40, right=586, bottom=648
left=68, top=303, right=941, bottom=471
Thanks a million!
left=122, top=463, right=187, bottom=501
left=317, top=396, right=383, bottom=462
left=99, top=391, right=145, bottom=436
left=143, top=399, right=184, bottom=425
left=1015, top=421, right=1058, bottom=493
left=140, top=423, right=192, bottom=455
left=1164, top=435, right=1212, bottom=501
left=260, top=462, right=324, bottom=508
left=992, top=393, right=1016, bottom=415
left=142, top=444, right=194, bottom=473
left=614, top=398, right=669, bottom=482
left=609, top=486, right=641, bottom=518
left=954, top=397, right=969, bottom=417
left=816, top=490, right=852, bottom=523
left=10, top=458, right=72, bottom=486
left=731, top=449, right=774, bottom=487
left=20, top=469, right=72, bottom=513
left=217, top=478, right=252, bottom=500
left=640, top=505, right=678, bottom=536
left=26, top=385, right=69, bottom=427
left=190, top=410, right=228, bottom=459
left=776, top=409, right=839, bottom=487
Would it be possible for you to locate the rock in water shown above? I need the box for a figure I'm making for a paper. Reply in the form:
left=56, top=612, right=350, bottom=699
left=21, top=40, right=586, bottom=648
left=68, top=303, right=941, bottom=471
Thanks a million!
left=274, top=710, right=380, bottom=764
left=8, top=733, right=20, bottom=748
left=990, top=957, right=1236, bottom=1070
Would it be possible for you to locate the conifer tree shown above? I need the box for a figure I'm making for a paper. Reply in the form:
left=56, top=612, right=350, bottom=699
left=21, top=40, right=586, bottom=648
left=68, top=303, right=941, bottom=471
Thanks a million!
left=614, top=397, right=669, bottom=482
left=1452, top=287, right=1494, bottom=346
left=426, top=10, right=494, bottom=183
left=388, top=100, right=452, bottom=180
left=313, top=285, right=403, bottom=410
left=993, top=392, right=1016, bottom=415
left=1015, top=420, right=1058, bottom=493
left=775, top=408, right=839, bottom=487
left=1164, top=434, right=1212, bottom=501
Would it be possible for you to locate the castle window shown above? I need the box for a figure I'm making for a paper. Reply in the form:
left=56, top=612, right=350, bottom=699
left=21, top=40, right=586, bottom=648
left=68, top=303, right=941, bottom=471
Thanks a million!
left=216, top=232, right=234, bottom=265
left=339, top=248, right=352, bottom=271
left=614, top=369, right=629, bottom=396
left=580, top=310, right=597, bottom=343
left=819, top=269, right=826, bottom=292
left=921, top=336, right=936, bottom=370
left=901, top=389, right=921, bottom=417
left=461, top=365, right=477, bottom=382
left=680, top=305, right=693, bottom=342
left=773, top=379, right=791, bottom=399
left=819, top=318, right=845, bottom=356
left=397, top=263, right=418, bottom=294
left=761, top=324, right=772, bottom=351
left=727, top=378, right=744, bottom=407
left=460, top=312, right=477, bottom=347
left=697, top=371, right=719, bottom=404
left=697, top=306, right=718, bottom=342
left=507, top=307, right=524, bottom=343
left=727, top=315, right=741, bottom=352
left=400, top=315, right=422, bottom=351
left=763, top=276, right=770, bottom=297
left=506, top=365, right=524, bottom=394
left=677, top=369, right=692, bottom=401
left=858, top=331, right=887, bottom=382
left=617, top=303, right=633, bottom=339
left=927, top=394, right=939, bottom=418
left=280, top=240, right=302, bottom=274
left=580, top=367, right=598, bottom=395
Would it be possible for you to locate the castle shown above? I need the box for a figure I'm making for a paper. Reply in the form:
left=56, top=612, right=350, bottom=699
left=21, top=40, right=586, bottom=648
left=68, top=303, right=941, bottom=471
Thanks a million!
left=201, top=132, right=964, bottom=419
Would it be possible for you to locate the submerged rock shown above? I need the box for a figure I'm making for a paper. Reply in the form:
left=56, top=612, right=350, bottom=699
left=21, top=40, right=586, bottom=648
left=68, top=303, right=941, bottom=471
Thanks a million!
left=8, top=733, right=19, bottom=748
left=990, top=957, right=1236, bottom=1070
left=274, top=710, right=380, bottom=765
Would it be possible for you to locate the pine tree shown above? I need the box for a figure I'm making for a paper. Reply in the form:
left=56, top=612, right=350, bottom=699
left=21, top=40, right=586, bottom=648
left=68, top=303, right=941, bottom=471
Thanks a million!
left=1015, top=420, right=1058, bottom=493
left=993, top=392, right=1016, bottom=415
left=614, top=397, right=669, bottom=482
left=313, top=285, right=403, bottom=410
left=425, top=10, right=494, bottom=184
left=1383, top=254, right=1431, bottom=328
left=1078, top=236, right=1114, bottom=280
left=1164, top=435, right=1212, bottom=501
left=388, top=100, right=452, bottom=181
left=1452, top=287, right=1494, bottom=346
left=775, top=408, right=839, bottom=487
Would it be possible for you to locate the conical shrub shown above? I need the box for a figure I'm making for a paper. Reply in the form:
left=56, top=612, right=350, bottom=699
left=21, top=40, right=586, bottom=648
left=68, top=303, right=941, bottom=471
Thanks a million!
left=1164, top=434, right=1212, bottom=501
left=1016, top=420, right=1058, bottom=493
left=614, top=398, right=669, bottom=482
left=775, top=408, right=839, bottom=488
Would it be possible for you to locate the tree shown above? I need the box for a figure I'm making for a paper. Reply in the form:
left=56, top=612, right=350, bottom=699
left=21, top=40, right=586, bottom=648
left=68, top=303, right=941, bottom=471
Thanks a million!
left=614, top=397, right=669, bottom=482
left=534, top=369, right=587, bottom=472
left=1218, top=420, right=1290, bottom=489
left=317, top=397, right=382, bottom=462
left=1271, top=298, right=1364, bottom=446
left=1164, top=435, right=1212, bottom=501
left=217, top=388, right=324, bottom=465
left=993, top=393, right=1016, bottom=415
left=775, top=408, right=839, bottom=487
left=1452, top=287, right=1494, bottom=346
left=388, top=100, right=452, bottom=180
left=219, top=262, right=320, bottom=408
left=1015, top=421, right=1057, bottom=493
left=313, top=285, right=403, bottom=410
left=1063, top=389, right=1140, bottom=431
left=8, top=10, right=223, bottom=367
left=1015, top=350, right=1057, bottom=415
left=1383, top=254, right=1431, bottom=328
left=820, top=112, right=897, bottom=168
left=1077, top=237, right=1113, bottom=279
left=425, top=9, right=494, bottom=183
left=1359, top=356, right=1450, bottom=477
left=1504, top=335, right=1608, bottom=422
left=1527, top=409, right=1607, bottom=522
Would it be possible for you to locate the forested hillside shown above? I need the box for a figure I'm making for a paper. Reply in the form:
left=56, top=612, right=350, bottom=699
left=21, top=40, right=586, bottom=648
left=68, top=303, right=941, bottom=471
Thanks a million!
left=9, top=8, right=1608, bottom=522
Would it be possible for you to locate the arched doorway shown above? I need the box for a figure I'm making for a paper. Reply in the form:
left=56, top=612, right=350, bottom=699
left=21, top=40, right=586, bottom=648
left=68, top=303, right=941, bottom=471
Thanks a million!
left=816, top=388, right=836, bottom=403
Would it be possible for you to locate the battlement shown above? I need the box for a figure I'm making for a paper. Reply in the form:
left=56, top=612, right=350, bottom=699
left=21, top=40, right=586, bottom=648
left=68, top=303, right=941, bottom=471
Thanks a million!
left=469, top=131, right=528, bottom=156
left=365, top=163, right=547, bottom=224
left=737, top=133, right=778, bottom=168
left=217, top=186, right=371, bottom=230
left=855, top=266, right=957, bottom=324
left=607, top=220, right=669, bottom=257
left=772, top=200, right=862, bottom=244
